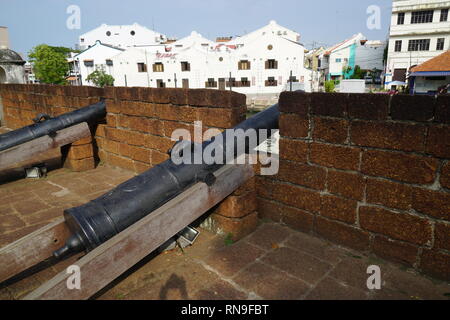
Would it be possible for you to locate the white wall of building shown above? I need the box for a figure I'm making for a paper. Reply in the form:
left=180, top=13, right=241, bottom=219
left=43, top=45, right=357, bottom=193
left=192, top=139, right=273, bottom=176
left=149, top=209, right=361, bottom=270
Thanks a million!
left=355, top=41, right=385, bottom=71
left=414, top=75, right=450, bottom=93
left=79, top=21, right=310, bottom=94
left=78, top=23, right=166, bottom=50
left=328, top=45, right=353, bottom=76
left=324, top=33, right=385, bottom=80
left=229, top=20, right=301, bottom=45
left=229, top=32, right=307, bottom=94
left=73, top=41, right=123, bottom=86
left=386, top=0, right=450, bottom=85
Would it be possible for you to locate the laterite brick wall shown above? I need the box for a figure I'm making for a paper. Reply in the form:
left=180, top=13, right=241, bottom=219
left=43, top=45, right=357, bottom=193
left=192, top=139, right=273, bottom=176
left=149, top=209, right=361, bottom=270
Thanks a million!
left=257, top=91, right=450, bottom=280
left=0, top=84, right=102, bottom=171
left=96, top=86, right=246, bottom=173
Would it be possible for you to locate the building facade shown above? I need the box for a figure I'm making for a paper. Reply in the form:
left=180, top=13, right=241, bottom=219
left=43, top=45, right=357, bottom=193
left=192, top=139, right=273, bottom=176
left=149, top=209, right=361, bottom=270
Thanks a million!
left=70, top=41, right=124, bottom=86
left=73, top=21, right=311, bottom=94
left=320, top=33, right=385, bottom=82
left=78, top=23, right=167, bottom=50
left=385, top=0, right=450, bottom=86
left=409, top=49, right=450, bottom=94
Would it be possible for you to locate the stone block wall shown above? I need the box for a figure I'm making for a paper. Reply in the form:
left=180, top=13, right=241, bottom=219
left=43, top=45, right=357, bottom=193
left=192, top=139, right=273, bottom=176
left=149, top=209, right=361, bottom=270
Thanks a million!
left=257, top=91, right=450, bottom=280
left=0, top=84, right=102, bottom=171
left=95, top=86, right=246, bottom=173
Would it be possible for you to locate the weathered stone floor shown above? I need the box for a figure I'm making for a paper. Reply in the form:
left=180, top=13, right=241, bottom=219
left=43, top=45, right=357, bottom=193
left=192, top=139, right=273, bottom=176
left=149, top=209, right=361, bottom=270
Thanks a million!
left=0, top=165, right=449, bottom=300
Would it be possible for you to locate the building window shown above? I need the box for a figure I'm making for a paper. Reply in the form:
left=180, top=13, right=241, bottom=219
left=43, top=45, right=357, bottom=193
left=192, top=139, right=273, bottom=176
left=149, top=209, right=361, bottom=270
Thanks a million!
left=265, top=59, right=278, bottom=69
left=395, top=40, right=402, bottom=52
left=137, top=63, right=147, bottom=72
left=393, top=68, right=407, bottom=82
left=156, top=79, right=165, bottom=88
left=266, top=77, right=278, bottom=87
left=425, top=76, right=446, bottom=81
left=336, top=58, right=342, bottom=63
left=106, top=31, right=111, bottom=36
left=84, top=60, right=94, bottom=67
left=130, top=30, right=135, bottom=36
left=152, top=62, right=164, bottom=72
left=181, top=61, right=190, bottom=72
left=205, top=78, right=217, bottom=88
left=265, top=77, right=277, bottom=87
left=288, top=76, right=299, bottom=83
left=226, top=78, right=237, bottom=87
left=267, top=44, right=273, bottom=50
left=80, top=38, right=85, bottom=43
left=240, top=77, right=251, bottom=87
left=408, top=39, right=430, bottom=51
left=238, top=60, right=251, bottom=70
left=437, top=38, right=445, bottom=50
left=441, top=9, right=449, bottom=22
left=105, top=59, right=113, bottom=66
left=411, top=10, right=434, bottom=24
left=397, top=12, right=405, bottom=25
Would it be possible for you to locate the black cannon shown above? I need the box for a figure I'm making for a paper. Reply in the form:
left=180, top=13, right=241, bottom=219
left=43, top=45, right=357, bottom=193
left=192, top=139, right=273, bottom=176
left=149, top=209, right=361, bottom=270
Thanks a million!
left=53, top=104, right=280, bottom=259
left=0, top=100, right=106, bottom=152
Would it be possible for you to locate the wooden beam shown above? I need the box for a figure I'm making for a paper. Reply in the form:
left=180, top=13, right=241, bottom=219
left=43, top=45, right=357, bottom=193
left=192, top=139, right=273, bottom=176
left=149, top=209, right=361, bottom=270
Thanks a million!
left=0, top=122, right=91, bottom=171
left=0, top=218, right=71, bottom=284
left=24, top=162, right=254, bottom=300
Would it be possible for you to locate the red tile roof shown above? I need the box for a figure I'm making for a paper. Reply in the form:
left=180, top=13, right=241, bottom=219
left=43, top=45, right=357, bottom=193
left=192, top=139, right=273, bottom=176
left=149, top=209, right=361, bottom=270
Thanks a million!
left=411, top=50, right=450, bottom=72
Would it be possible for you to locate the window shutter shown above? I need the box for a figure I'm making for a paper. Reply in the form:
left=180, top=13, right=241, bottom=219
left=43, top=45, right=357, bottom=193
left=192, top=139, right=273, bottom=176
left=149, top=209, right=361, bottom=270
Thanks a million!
left=274, top=60, right=278, bottom=69
left=265, top=60, right=269, bottom=69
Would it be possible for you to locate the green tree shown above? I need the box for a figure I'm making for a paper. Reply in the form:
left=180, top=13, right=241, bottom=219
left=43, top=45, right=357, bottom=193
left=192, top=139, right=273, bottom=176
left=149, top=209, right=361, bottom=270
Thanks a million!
left=350, top=65, right=365, bottom=79
left=28, top=44, right=69, bottom=84
left=86, top=69, right=115, bottom=87
left=324, top=80, right=335, bottom=93
left=49, top=46, right=81, bottom=56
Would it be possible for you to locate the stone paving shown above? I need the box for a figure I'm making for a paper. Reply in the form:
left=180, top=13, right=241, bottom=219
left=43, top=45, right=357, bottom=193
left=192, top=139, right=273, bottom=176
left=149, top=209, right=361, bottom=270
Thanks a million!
left=0, top=165, right=449, bottom=300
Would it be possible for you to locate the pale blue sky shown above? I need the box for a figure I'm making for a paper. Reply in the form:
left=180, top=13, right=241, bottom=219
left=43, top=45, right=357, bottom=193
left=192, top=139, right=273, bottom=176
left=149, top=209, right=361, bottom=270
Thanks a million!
left=0, top=0, right=392, bottom=58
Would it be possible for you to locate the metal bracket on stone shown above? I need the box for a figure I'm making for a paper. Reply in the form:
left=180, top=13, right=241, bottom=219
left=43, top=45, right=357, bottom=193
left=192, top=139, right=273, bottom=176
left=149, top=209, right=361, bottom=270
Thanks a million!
left=158, top=226, right=200, bottom=252
left=24, top=163, right=48, bottom=179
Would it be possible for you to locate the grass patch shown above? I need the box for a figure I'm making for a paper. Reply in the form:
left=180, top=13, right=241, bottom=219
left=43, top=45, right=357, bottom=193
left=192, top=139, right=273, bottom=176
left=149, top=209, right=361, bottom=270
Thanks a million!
left=346, top=252, right=363, bottom=259
left=224, top=233, right=234, bottom=246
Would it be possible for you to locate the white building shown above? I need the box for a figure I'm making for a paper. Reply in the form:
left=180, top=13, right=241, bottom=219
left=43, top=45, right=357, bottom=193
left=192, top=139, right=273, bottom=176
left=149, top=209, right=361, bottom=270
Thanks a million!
left=228, top=20, right=301, bottom=45
left=76, top=21, right=311, bottom=94
left=385, top=0, right=450, bottom=86
left=112, top=32, right=213, bottom=88
left=409, top=49, right=450, bottom=94
left=70, top=41, right=124, bottom=86
left=320, top=33, right=385, bottom=81
left=78, top=23, right=167, bottom=50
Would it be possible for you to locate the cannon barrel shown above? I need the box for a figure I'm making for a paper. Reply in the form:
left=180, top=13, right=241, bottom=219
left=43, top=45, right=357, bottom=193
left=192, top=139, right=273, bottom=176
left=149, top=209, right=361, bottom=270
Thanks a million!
left=53, top=104, right=280, bottom=259
left=0, top=100, right=106, bottom=152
